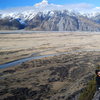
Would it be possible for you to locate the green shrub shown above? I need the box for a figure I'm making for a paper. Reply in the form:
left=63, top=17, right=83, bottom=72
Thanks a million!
left=79, top=77, right=96, bottom=100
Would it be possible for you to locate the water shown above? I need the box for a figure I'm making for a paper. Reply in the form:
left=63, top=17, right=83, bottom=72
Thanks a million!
left=0, top=53, right=65, bottom=69
left=0, top=49, right=100, bottom=69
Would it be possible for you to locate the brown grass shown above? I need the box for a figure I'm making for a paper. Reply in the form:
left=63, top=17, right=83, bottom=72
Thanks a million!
left=0, top=31, right=100, bottom=64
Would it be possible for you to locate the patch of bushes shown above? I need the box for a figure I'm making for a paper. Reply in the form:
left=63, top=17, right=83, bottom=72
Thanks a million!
left=79, top=76, right=96, bottom=100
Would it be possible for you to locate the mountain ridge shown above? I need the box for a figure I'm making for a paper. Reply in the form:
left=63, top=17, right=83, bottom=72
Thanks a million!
left=0, top=10, right=100, bottom=31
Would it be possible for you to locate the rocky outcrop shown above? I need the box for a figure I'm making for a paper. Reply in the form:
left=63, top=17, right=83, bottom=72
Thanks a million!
left=92, top=91, right=100, bottom=100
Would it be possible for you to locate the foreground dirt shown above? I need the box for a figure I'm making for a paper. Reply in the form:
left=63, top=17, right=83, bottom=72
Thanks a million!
left=0, top=32, right=100, bottom=64
left=0, top=51, right=100, bottom=100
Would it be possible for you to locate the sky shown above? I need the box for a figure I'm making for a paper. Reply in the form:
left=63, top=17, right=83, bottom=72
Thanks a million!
left=0, top=0, right=99, bottom=10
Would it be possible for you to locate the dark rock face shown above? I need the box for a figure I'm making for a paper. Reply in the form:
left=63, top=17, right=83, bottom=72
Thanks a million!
left=0, top=18, right=25, bottom=30
left=26, top=12, right=45, bottom=29
left=78, top=17, right=100, bottom=31
left=40, top=13, right=79, bottom=31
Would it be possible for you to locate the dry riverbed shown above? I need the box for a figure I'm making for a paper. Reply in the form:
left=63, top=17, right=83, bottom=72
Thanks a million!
left=0, top=31, right=100, bottom=64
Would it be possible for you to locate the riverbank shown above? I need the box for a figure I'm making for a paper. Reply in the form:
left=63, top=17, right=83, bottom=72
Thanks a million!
left=1, top=49, right=100, bottom=69
left=1, top=31, right=100, bottom=65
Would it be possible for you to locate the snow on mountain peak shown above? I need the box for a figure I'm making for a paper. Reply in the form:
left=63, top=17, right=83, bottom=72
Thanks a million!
left=0, top=0, right=100, bottom=21
left=34, top=0, right=49, bottom=8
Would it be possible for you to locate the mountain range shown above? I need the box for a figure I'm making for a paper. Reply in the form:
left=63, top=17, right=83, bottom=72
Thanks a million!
left=0, top=0, right=100, bottom=31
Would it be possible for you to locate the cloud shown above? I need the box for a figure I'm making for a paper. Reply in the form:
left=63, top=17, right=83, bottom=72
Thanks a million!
left=0, top=0, right=99, bottom=15
left=33, top=0, right=94, bottom=13
left=34, top=0, right=49, bottom=8
left=64, top=3, right=93, bottom=9
left=95, top=7, right=100, bottom=10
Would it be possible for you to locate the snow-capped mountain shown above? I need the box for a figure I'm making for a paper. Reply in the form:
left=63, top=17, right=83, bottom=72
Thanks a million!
left=0, top=0, right=100, bottom=20
left=0, top=0, right=100, bottom=31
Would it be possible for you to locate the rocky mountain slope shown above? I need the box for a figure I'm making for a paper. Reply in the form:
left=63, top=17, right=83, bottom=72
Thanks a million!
left=0, top=18, right=25, bottom=30
left=0, top=10, right=100, bottom=31
left=0, top=0, right=100, bottom=31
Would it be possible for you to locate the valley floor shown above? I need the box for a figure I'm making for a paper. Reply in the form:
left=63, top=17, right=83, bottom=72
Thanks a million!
left=0, top=31, right=100, bottom=65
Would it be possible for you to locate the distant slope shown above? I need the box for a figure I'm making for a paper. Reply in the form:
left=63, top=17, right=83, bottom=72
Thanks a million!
left=38, top=11, right=100, bottom=31
left=0, top=18, right=25, bottom=30
left=0, top=10, right=100, bottom=31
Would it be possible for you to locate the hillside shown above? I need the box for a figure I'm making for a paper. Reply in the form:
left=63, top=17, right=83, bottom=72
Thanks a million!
left=0, top=51, right=100, bottom=100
